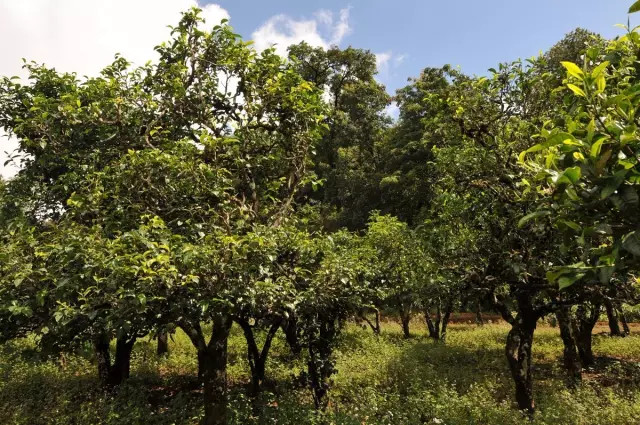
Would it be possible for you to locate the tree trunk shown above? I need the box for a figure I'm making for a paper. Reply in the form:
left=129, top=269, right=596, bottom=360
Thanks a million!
left=619, top=308, right=630, bottom=336
left=440, top=302, right=453, bottom=342
left=605, top=300, right=623, bottom=337
left=505, top=317, right=536, bottom=414
left=573, top=304, right=599, bottom=368
left=282, top=315, right=301, bottom=355
left=94, top=334, right=112, bottom=386
left=157, top=330, right=169, bottom=356
left=93, top=334, right=136, bottom=387
left=202, top=316, right=233, bottom=425
left=424, top=311, right=438, bottom=339
left=181, top=316, right=233, bottom=425
left=400, top=309, right=411, bottom=339
left=360, top=308, right=381, bottom=335
left=308, top=319, right=337, bottom=410
left=109, top=337, right=135, bottom=386
left=237, top=318, right=280, bottom=396
left=476, top=301, right=484, bottom=326
left=556, top=307, right=581, bottom=387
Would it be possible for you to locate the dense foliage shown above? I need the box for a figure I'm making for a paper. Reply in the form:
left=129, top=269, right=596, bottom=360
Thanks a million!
left=2, top=3, right=640, bottom=424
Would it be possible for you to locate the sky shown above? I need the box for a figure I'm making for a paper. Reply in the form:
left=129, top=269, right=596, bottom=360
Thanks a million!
left=0, top=0, right=634, bottom=178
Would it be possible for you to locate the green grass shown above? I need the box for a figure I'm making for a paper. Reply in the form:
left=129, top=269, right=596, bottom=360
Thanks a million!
left=2, top=321, right=640, bottom=424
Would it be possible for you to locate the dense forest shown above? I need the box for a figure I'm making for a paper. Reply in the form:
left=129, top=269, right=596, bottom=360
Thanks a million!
left=2, top=3, right=640, bottom=425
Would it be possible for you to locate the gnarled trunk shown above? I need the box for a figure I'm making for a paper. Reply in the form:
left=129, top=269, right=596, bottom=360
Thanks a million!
left=94, top=333, right=112, bottom=386
left=181, top=315, right=233, bottom=425
left=505, top=317, right=536, bottom=414
left=308, top=319, right=337, bottom=410
left=93, top=333, right=136, bottom=387
left=556, top=306, right=581, bottom=387
left=424, top=311, right=439, bottom=339
left=573, top=303, right=600, bottom=368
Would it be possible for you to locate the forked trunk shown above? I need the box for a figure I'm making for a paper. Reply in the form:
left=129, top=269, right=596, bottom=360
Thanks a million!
left=572, top=303, right=600, bottom=367
left=93, top=333, right=136, bottom=387
left=505, top=317, right=536, bottom=414
left=556, top=306, right=581, bottom=387
left=181, top=316, right=233, bottom=425
left=237, top=318, right=281, bottom=396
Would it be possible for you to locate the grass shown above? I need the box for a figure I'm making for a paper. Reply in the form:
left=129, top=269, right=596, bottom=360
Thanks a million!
left=2, top=319, right=640, bottom=424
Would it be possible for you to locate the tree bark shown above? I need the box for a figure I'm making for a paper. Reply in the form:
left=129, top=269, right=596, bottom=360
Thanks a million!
left=476, top=301, right=484, bottom=326
left=424, top=311, right=439, bottom=339
left=619, top=308, right=630, bottom=336
left=94, top=333, right=112, bottom=386
left=573, top=304, right=599, bottom=368
left=556, top=306, right=581, bottom=387
left=157, top=330, right=169, bottom=356
left=237, top=318, right=281, bottom=396
left=93, top=334, right=136, bottom=387
left=109, top=336, right=135, bottom=385
left=360, top=308, right=381, bottom=335
left=605, top=300, right=623, bottom=337
left=282, top=315, right=301, bottom=355
left=181, top=316, right=233, bottom=425
left=308, top=319, right=337, bottom=410
left=440, top=301, right=453, bottom=342
left=505, top=317, right=536, bottom=414
left=400, top=308, right=411, bottom=339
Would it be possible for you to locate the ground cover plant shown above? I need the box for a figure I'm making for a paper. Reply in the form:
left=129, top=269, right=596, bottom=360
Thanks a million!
left=2, top=321, right=640, bottom=424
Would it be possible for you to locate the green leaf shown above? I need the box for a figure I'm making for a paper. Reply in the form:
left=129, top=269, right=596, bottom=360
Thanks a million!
left=558, top=273, right=585, bottom=290
left=567, top=84, right=586, bottom=97
left=630, top=0, right=640, bottom=13
left=517, top=210, right=551, bottom=228
left=622, top=231, right=640, bottom=256
left=558, top=220, right=581, bottom=232
left=561, top=61, right=584, bottom=79
left=596, top=74, right=606, bottom=93
left=591, top=61, right=610, bottom=79
left=590, top=137, right=607, bottom=158
left=556, top=166, right=581, bottom=185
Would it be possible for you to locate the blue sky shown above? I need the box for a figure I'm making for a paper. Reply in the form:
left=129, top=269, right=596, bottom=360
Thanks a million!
left=216, top=0, right=630, bottom=93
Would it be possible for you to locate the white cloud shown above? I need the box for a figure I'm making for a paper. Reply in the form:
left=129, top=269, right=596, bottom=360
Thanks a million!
left=385, top=101, right=400, bottom=121
left=375, top=52, right=393, bottom=72
left=252, top=8, right=352, bottom=56
left=374, top=51, right=407, bottom=84
left=0, top=0, right=229, bottom=179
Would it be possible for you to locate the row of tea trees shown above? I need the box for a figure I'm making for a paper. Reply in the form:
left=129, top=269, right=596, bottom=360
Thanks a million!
left=0, top=10, right=384, bottom=425
left=3, top=3, right=640, bottom=424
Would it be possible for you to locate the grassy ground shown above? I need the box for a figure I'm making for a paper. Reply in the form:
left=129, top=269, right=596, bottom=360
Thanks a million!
left=2, top=320, right=640, bottom=425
